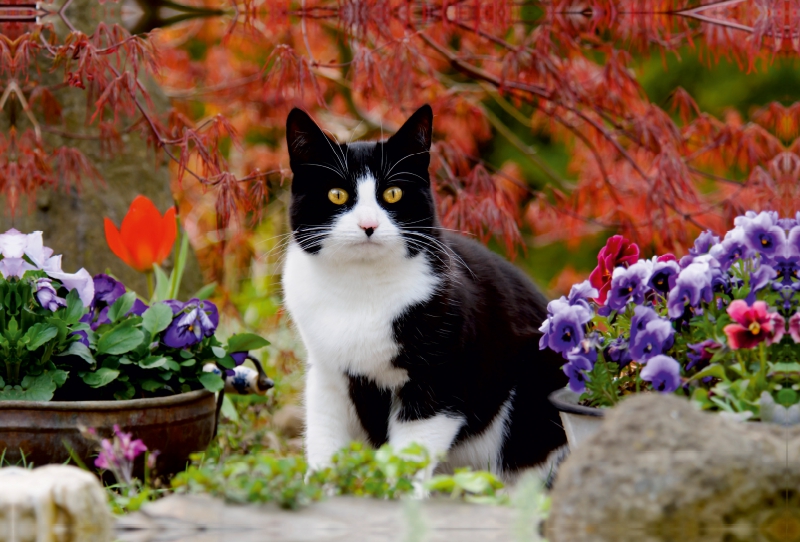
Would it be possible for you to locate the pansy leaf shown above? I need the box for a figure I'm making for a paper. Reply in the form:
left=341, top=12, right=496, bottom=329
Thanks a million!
left=107, top=291, right=137, bottom=323
left=97, top=321, right=145, bottom=356
left=165, top=359, right=181, bottom=372
left=226, top=333, right=270, bottom=353
left=198, top=371, right=224, bottom=393
left=211, top=346, right=227, bottom=359
left=81, top=367, right=120, bottom=388
left=180, top=358, right=196, bottom=367
left=58, top=341, right=96, bottom=368
left=141, top=379, right=165, bottom=392
left=217, top=355, right=235, bottom=369
left=114, top=382, right=135, bottom=401
left=24, top=323, right=59, bottom=351
left=689, top=363, right=726, bottom=382
left=139, top=356, right=167, bottom=369
left=57, top=289, right=86, bottom=325
left=142, top=303, right=173, bottom=336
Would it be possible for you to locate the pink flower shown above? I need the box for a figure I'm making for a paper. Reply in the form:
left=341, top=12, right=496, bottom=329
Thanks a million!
left=723, top=300, right=781, bottom=350
left=790, top=313, right=800, bottom=343
left=588, top=235, right=640, bottom=305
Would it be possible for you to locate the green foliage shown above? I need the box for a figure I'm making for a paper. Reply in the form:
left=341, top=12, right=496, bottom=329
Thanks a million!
left=171, top=442, right=507, bottom=510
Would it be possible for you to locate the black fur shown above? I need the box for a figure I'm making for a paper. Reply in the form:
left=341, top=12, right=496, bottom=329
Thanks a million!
left=286, top=105, right=567, bottom=472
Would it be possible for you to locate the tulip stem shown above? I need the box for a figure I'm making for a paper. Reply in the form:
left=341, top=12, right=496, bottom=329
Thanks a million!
left=146, top=271, right=154, bottom=300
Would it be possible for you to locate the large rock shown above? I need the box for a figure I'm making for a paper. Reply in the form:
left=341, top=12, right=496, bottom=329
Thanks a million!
left=0, top=465, right=112, bottom=542
left=546, top=393, right=800, bottom=542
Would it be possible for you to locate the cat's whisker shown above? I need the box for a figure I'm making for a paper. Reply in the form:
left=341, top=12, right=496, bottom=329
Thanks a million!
left=386, top=171, right=428, bottom=184
left=303, top=162, right=347, bottom=180
left=403, top=231, right=476, bottom=279
left=384, top=151, right=429, bottom=179
left=323, top=129, right=349, bottom=176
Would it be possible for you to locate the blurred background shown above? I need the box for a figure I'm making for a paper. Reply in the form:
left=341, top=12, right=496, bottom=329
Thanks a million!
left=1, top=0, right=798, bottom=430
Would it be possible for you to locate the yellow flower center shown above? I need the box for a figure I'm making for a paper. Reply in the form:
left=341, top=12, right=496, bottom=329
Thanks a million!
left=188, top=325, right=194, bottom=332
left=748, top=321, right=760, bottom=335
left=761, top=238, right=768, bottom=246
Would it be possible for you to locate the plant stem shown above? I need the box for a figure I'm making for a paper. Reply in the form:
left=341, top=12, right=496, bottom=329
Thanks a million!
left=146, top=271, right=154, bottom=299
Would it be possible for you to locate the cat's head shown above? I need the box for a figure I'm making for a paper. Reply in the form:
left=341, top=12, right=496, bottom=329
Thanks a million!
left=286, top=105, right=436, bottom=261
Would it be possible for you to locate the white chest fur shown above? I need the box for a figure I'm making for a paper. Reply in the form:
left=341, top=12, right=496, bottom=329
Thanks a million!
left=282, top=242, right=439, bottom=388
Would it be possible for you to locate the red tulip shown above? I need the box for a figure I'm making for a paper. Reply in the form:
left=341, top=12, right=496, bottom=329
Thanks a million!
left=104, top=195, right=177, bottom=272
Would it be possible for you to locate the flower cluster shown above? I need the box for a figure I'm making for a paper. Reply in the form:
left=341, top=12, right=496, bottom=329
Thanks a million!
left=540, top=211, right=800, bottom=421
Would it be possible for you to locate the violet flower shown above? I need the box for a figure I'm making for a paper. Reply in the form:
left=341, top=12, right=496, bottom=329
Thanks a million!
left=740, top=211, right=786, bottom=260
left=648, top=259, right=680, bottom=295
left=604, top=260, right=653, bottom=312
left=667, top=262, right=715, bottom=319
left=563, top=352, right=593, bottom=394
left=629, top=305, right=660, bottom=345
left=34, top=278, right=67, bottom=312
left=686, top=339, right=720, bottom=370
left=540, top=304, right=593, bottom=355
left=162, top=298, right=220, bottom=349
left=709, top=238, right=752, bottom=271
left=745, top=263, right=777, bottom=304
left=690, top=230, right=720, bottom=256
left=567, top=280, right=599, bottom=312
left=604, top=336, right=631, bottom=368
left=640, top=355, right=681, bottom=393
left=93, top=274, right=126, bottom=307
left=629, top=318, right=674, bottom=363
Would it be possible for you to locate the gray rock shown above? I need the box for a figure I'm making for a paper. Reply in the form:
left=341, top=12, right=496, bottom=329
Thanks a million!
left=0, top=465, right=112, bottom=542
left=546, top=393, right=800, bottom=542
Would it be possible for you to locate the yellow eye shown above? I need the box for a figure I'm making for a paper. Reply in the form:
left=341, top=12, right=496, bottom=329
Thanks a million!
left=383, top=187, right=403, bottom=204
left=328, top=188, right=349, bottom=205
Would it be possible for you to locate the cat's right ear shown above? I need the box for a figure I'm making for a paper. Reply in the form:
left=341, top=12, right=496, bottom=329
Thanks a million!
left=286, top=108, right=331, bottom=166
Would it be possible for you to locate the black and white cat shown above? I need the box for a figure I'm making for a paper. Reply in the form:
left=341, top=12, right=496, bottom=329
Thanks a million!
left=282, top=105, right=568, bottom=482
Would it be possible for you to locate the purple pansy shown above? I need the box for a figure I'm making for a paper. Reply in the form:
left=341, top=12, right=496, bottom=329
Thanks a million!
left=745, top=263, right=777, bottom=304
left=231, top=352, right=248, bottom=365
left=604, top=260, right=653, bottom=312
left=34, top=278, right=67, bottom=312
left=130, top=299, right=149, bottom=316
left=567, top=280, right=599, bottom=311
left=648, top=259, right=680, bottom=295
left=629, top=317, right=675, bottom=362
left=667, top=262, right=715, bottom=319
left=709, top=238, right=752, bottom=271
left=162, top=298, right=220, bottom=349
left=540, top=304, right=593, bottom=355
left=93, top=274, right=126, bottom=307
left=629, top=305, right=660, bottom=345
left=563, top=352, right=593, bottom=393
left=604, top=336, right=631, bottom=368
left=640, top=355, right=682, bottom=393
left=739, top=211, right=787, bottom=260
left=690, top=230, right=720, bottom=256
left=686, top=339, right=720, bottom=370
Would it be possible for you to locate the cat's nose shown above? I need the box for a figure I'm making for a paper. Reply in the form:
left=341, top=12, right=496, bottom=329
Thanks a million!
left=358, top=219, right=379, bottom=237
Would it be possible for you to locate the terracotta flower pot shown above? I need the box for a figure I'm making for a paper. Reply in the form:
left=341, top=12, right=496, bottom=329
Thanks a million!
left=0, top=390, right=216, bottom=475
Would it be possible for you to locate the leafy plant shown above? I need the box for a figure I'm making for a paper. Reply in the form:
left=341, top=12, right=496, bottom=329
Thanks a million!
left=540, top=210, right=800, bottom=421
left=171, top=442, right=507, bottom=510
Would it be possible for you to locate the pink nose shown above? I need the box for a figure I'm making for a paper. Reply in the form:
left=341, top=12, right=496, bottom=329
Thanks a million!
left=358, top=219, right=379, bottom=230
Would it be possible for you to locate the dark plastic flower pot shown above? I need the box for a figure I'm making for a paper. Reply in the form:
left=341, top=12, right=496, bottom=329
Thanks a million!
left=548, top=388, right=604, bottom=450
left=0, top=390, right=216, bottom=476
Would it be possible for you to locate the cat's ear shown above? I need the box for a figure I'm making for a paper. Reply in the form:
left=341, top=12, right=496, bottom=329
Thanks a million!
left=286, top=108, right=334, bottom=166
left=388, top=104, right=433, bottom=156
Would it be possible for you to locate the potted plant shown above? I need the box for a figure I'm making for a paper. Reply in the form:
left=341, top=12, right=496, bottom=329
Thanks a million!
left=0, top=197, right=273, bottom=473
left=544, top=210, right=799, bottom=448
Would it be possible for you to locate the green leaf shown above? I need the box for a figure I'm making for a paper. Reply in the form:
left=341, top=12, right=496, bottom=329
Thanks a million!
left=57, top=341, right=96, bottom=368
left=114, top=382, right=135, bottom=401
left=142, top=303, right=174, bottom=336
left=165, top=359, right=181, bottom=371
left=217, top=356, right=235, bottom=369
left=51, top=370, right=68, bottom=387
left=107, top=291, right=137, bottom=323
left=179, top=349, right=194, bottom=359
left=211, top=346, right=227, bottom=359
left=180, top=358, right=196, bottom=367
left=1, top=373, right=59, bottom=401
left=23, top=323, right=59, bottom=351
left=220, top=394, right=239, bottom=422
left=193, top=282, right=217, bottom=300
left=153, top=264, right=171, bottom=302
left=139, top=356, right=168, bottom=369
left=0, top=376, right=4, bottom=388
left=97, top=321, right=145, bottom=355
left=59, top=289, right=86, bottom=325
left=690, top=363, right=727, bottom=382
left=198, top=372, right=224, bottom=393
left=141, top=379, right=165, bottom=392
left=226, top=333, right=269, bottom=353
left=169, top=230, right=189, bottom=299
left=777, top=388, right=798, bottom=407
left=81, top=368, right=120, bottom=388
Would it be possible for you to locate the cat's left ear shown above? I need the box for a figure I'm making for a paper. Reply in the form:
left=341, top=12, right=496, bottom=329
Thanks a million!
left=388, top=104, right=433, bottom=156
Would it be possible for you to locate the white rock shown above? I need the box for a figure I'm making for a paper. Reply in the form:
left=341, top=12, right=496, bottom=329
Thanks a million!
left=0, top=465, right=112, bottom=542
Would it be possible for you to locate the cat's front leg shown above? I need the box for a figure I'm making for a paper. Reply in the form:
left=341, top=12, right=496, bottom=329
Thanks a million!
left=304, top=363, right=354, bottom=471
left=388, top=413, right=464, bottom=497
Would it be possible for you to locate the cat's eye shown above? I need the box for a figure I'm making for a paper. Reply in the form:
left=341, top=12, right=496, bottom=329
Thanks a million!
left=383, top=187, right=403, bottom=204
left=328, top=188, right=349, bottom=205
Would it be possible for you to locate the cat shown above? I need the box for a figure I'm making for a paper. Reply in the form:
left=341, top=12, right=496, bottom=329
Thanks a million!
left=281, top=105, right=569, bottom=483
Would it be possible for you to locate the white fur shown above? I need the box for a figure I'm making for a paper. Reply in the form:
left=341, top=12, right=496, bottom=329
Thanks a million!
left=442, top=391, right=515, bottom=476
left=283, top=173, right=441, bottom=468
